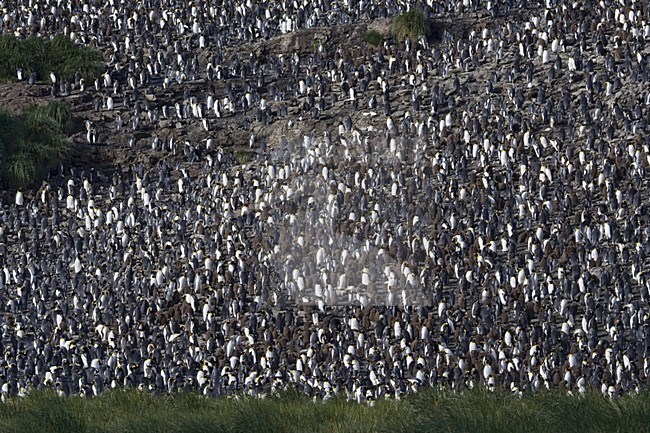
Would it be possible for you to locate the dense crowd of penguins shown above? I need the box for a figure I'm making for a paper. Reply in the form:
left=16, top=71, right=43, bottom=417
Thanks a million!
left=2, top=0, right=650, bottom=402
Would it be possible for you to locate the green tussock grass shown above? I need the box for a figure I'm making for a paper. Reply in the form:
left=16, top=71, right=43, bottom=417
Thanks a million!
left=0, top=34, right=103, bottom=82
left=0, top=388, right=650, bottom=433
left=391, top=9, right=432, bottom=42
left=234, top=149, right=255, bottom=165
left=29, top=100, right=75, bottom=134
left=0, top=101, right=72, bottom=188
left=311, top=38, right=324, bottom=52
left=362, top=30, right=384, bottom=46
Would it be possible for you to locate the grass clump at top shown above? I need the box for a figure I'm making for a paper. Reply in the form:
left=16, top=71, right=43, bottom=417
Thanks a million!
left=363, top=29, right=384, bottom=46
left=0, top=34, right=103, bottom=82
left=0, top=101, right=72, bottom=188
left=391, top=8, right=433, bottom=42
left=32, top=99, right=75, bottom=134
left=234, top=149, right=256, bottom=165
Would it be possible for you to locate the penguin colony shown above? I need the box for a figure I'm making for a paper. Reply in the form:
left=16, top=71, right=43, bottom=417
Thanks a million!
left=2, top=0, right=650, bottom=402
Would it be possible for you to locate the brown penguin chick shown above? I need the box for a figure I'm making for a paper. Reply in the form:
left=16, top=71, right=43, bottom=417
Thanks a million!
left=362, top=309, right=371, bottom=329
left=558, top=247, right=570, bottom=265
